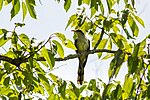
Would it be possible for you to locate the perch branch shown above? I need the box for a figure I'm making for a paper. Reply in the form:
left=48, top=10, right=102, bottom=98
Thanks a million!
left=0, top=49, right=117, bottom=66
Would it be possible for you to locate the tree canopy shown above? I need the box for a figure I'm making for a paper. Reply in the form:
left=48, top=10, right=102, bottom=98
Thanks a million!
left=0, top=0, right=150, bottom=100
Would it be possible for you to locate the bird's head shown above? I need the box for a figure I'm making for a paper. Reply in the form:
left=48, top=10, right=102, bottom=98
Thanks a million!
left=72, top=30, right=85, bottom=37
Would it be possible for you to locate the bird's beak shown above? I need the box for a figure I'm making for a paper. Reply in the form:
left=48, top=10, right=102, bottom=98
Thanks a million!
left=71, top=30, right=76, bottom=32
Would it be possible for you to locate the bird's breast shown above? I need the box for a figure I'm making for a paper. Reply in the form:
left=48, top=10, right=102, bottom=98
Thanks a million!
left=76, top=37, right=89, bottom=52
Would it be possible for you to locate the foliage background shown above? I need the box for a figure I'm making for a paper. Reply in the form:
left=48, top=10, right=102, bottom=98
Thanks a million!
left=0, top=0, right=150, bottom=100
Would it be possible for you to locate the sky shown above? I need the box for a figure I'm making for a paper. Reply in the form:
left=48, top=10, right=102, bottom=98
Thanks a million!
left=0, top=0, right=150, bottom=86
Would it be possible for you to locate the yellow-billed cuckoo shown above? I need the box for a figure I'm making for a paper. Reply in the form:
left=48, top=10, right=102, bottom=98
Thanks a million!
left=72, top=30, right=90, bottom=85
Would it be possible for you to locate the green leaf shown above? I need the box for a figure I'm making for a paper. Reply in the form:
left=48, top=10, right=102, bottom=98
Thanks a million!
left=97, top=39, right=108, bottom=58
left=70, top=82, right=79, bottom=98
left=64, top=0, right=71, bottom=12
left=11, top=32, right=18, bottom=46
left=123, top=75, right=133, bottom=94
left=55, top=33, right=66, bottom=41
left=13, top=73, right=21, bottom=85
left=79, top=85, right=87, bottom=93
left=52, top=40, right=64, bottom=58
left=25, top=0, right=37, bottom=19
left=22, top=2, right=27, bottom=21
left=107, top=38, right=112, bottom=50
left=123, top=28, right=135, bottom=39
left=65, top=14, right=77, bottom=30
left=49, top=73, right=58, bottom=82
left=127, top=55, right=138, bottom=74
left=106, top=0, right=112, bottom=13
left=128, top=15, right=139, bottom=37
left=0, top=29, right=8, bottom=35
left=78, top=0, right=82, bottom=6
left=147, top=85, right=150, bottom=99
left=19, top=33, right=30, bottom=46
left=132, top=43, right=140, bottom=58
left=41, top=47, right=55, bottom=69
left=90, top=0, right=96, bottom=8
left=102, top=54, right=114, bottom=60
left=3, top=76, right=10, bottom=87
left=54, top=94, right=60, bottom=99
left=133, top=15, right=145, bottom=27
left=91, top=7, right=96, bottom=17
left=88, top=79, right=96, bottom=91
left=38, top=73, right=49, bottom=84
left=124, top=0, right=128, bottom=4
left=108, top=49, right=125, bottom=78
left=114, top=84, right=122, bottom=99
left=131, top=0, right=135, bottom=7
left=58, top=81, right=67, bottom=98
left=0, top=35, right=10, bottom=46
left=98, top=0, right=104, bottom=14
left=102, top=83, right=114, bottom=98
left=83, top=0, right=90, bottom=5
left=39, top=77, right=52, bottom=95
left=0, top=0, right=3, bottom=11
left=0, top=88, right=14, bottom=96
left=64, top=39, right=76, bottom=50
left=11, top=0, right=20, bottom=19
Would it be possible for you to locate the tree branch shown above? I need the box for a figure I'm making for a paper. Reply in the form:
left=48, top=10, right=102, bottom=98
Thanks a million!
left=0, top=49, right=116, bottom=66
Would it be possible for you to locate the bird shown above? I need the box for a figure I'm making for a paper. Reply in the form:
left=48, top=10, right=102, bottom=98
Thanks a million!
left=72, top=30, right=90, bottom=85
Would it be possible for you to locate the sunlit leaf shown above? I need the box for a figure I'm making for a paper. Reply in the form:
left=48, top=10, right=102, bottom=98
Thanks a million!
left=91, top=7, right=96, bottom=17
left=0, top=35, right=10, bottom=46
left=25, top=0, right=37, bottom=19
left=97, top=39, right=108, bottom=58
left=55, top=33, right=66, bottom=41
left=65, top=14, right=77, bottom=30
left=79, top=85, right=87, bottom=93
left=65, top=39, right=76, bottom=50
left=107, top=38, right=112, bottom=50
left=83, top=0, right=90, bottom=5
left=52, top=40, right=64, bottom=58
left=124, top=0, right=128, bottom=4
left=123, top=75, right=133, bottom=94
left=133, top=15, right=145, bottom=27
left=19, top=33, right=30, bottom=46
left=128, top=15, right=139, bottom=37
left=0, top=88, right=14, bottom=95
left=22, top=2, right=27, bottom=21
left=41, top=47, right=55, bottom=69
left=0, top=0, right=3, bottom=11
left=49, top=73, right=58, bottom=82
left=0, top=29, right=8, bottom=35
left=11, top=0, right=20, bottom=19
left=102, top=53, right=114, bottom=60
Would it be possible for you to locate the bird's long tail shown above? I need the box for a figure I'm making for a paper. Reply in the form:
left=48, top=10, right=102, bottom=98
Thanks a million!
left=77, top=62, right=85, bottom=85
